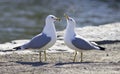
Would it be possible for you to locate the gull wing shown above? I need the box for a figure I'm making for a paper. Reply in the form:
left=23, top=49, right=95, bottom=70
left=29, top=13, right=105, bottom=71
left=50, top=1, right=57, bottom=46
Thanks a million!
left=22, top=33, right=51, bottom=49
left=72, top=36, right=98, bottom=50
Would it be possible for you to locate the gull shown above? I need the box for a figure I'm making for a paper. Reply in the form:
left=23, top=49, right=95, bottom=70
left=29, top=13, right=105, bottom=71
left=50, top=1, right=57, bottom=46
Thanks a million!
left=64, top=14, right=105, bottom=62
left=13, top=15, right=60, bottom=62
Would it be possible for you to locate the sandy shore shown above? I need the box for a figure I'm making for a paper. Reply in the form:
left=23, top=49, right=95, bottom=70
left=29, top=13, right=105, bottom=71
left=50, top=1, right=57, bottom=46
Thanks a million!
left=0, top=23, right=120, bottom=74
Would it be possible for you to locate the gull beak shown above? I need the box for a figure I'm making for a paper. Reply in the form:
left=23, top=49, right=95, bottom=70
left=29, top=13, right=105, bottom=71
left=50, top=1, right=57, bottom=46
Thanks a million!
left=64, top=14, right=69, bottom=20
left=55, top=17, right=61, bottom=21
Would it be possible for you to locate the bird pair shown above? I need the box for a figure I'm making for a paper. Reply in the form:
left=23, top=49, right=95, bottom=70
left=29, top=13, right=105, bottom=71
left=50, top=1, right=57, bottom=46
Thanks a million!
left=14, top=14, right=105, bottom=62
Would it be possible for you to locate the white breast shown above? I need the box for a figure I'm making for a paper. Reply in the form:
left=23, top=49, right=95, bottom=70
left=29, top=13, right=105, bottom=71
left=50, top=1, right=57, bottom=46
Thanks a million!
left=64, top=34, right=80, bottom=51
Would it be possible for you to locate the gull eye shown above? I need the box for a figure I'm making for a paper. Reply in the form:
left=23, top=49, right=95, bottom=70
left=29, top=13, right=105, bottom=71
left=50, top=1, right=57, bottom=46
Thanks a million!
left=51, top=16, right=54, bottom=19
left=69, top=18, right=73, bottom=21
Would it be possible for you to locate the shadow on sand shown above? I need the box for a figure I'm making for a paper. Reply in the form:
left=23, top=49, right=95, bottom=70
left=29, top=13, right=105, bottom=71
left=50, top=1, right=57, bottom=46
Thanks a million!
left=54, top=61, right=106, bottom=66
left=16, top=61, right=48, bottom=66
left=93, top=40, right=120, bottom=45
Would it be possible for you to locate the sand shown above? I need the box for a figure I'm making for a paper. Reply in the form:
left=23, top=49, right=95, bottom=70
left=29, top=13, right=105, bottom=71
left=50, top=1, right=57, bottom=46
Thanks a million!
left=0, top=23, right=120, bottom=74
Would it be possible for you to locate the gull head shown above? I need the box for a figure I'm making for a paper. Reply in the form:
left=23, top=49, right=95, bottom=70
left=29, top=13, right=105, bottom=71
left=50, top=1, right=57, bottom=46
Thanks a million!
left=64, top=14, right=76, bottom=25
left=46, top=15, right=60, bottom=23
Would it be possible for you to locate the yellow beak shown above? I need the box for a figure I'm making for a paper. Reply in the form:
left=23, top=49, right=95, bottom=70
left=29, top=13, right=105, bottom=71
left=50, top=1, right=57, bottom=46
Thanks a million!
left=55, top=17, right=61, bottom=21
left=64, top=14, right=69, bottom=19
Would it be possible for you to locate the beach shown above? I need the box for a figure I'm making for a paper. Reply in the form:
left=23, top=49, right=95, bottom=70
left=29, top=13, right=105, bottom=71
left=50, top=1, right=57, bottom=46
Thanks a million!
left=0, top=23, right=120, bottom=74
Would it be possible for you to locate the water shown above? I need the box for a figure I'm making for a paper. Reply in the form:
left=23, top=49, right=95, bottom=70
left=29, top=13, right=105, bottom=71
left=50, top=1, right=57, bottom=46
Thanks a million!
left=0, top=0, right=120, bottom=43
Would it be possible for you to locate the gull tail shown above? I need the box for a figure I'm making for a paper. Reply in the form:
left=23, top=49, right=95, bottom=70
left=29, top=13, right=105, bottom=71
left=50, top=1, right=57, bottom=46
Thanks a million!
left=13, top=46, right=22, bottom=50
left=97, top=46, right=105, bottom=51
left=91, top=42, right=105, bottom=51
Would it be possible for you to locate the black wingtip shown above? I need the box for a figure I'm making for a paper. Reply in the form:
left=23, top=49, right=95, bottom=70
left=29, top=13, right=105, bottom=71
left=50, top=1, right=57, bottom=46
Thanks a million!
left=98, top=46, right=105, bottom=51
left=13, top=46, right=21, bottom=50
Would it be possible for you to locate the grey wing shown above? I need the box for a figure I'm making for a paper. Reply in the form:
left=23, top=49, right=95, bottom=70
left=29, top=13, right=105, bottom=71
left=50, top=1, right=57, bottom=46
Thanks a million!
left=22, top=33, right=51, bottom=49
left=72, top=37, right=97, bottom=50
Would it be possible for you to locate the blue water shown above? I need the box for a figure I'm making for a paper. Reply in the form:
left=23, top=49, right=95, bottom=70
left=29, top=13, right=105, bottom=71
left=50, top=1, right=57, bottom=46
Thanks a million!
left=0, top=0, right=120, bottom=43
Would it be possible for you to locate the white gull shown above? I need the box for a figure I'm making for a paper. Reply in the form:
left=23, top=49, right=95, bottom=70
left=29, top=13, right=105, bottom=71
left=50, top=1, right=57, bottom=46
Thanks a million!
left=64, top=14, right=105, bottom=62
left=14, top=15, right=60, bottom=62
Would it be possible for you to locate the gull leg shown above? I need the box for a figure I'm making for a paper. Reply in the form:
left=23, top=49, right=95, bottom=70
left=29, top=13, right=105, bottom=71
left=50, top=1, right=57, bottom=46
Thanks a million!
left=39, top=51, right=42, bottom=62
left=73, top=51, right=77, bottom=62
left=80, top=52, right=83, bottom=62
left=44, top=50, right=47, bottom=61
